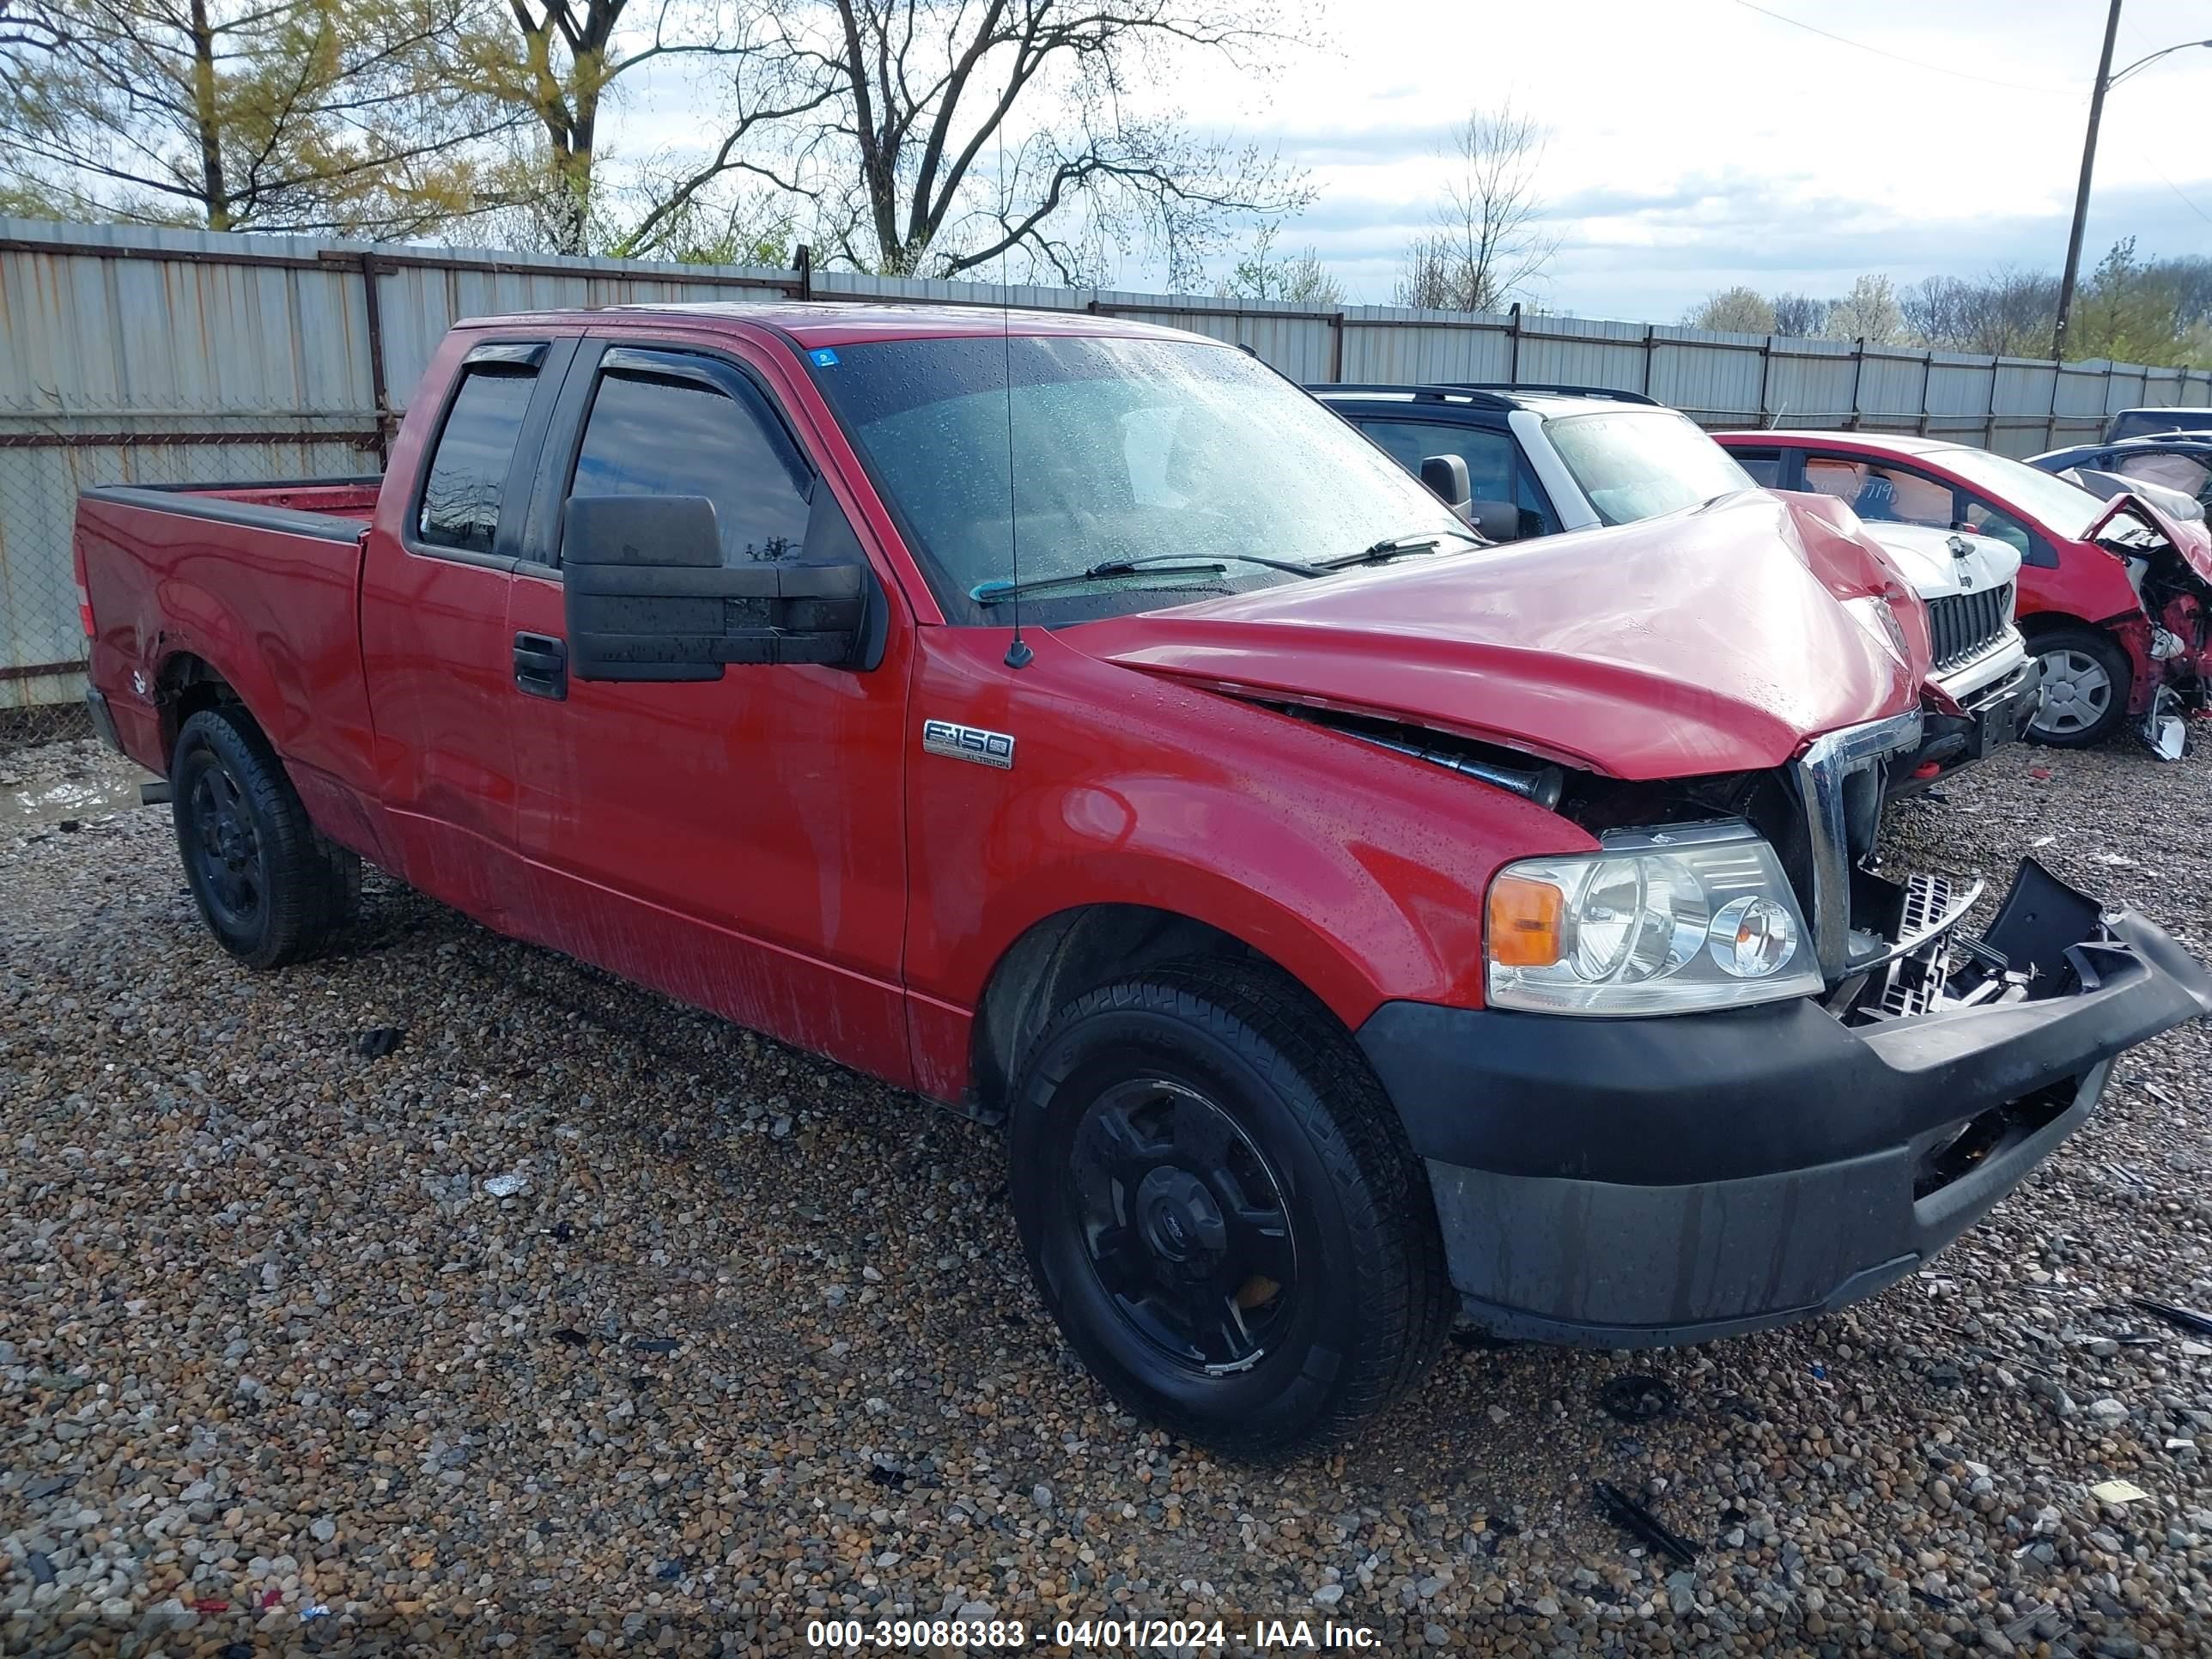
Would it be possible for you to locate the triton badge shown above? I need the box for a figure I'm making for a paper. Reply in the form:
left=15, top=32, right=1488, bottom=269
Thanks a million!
left=922, top=719, right=1015, bottom=769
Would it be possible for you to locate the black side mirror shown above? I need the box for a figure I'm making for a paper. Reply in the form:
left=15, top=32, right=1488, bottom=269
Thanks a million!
left=562, top=494, right=872, bottom=681
left=1464, top=498, right=1521, bottom=542
left=1419, top=453, right=1472, bottom=510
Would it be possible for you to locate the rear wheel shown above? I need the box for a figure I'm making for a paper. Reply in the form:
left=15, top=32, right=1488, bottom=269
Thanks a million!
left=1008, top=961, right=1449, bottom=1458
left=2027, top=625, right=2131, bottom=748
left=172, top=705, right=359, bottom=968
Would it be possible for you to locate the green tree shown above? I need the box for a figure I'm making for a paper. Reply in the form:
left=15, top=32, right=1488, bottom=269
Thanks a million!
left=459, top=0, right=830, bottom=258
left=0, top=0, right=515, bottom=234
left=1216, top=222, right=1342, bottom=306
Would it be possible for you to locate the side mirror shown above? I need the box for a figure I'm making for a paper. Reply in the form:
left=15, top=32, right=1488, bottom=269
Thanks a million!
left=562, top=494, right=872, bottom=681
left=1419, top=453, right=1472, bottom=510
left=1464, top=498, right=1521, bottom=542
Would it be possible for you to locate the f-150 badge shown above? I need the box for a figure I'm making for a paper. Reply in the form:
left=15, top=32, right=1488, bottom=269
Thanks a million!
left=922, top=719, right=1014, bottom=769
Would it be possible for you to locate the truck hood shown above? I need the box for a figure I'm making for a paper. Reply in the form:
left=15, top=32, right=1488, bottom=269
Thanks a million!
left=1073, top=490, right=1920, bottom=780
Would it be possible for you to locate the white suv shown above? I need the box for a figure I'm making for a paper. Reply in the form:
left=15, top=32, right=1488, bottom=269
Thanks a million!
left=1312, top=382, right=2039, bottom=793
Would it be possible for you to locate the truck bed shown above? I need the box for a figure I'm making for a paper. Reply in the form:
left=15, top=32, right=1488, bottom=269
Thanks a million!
left=84, top=474, right=382, bottom=539
left=76, top=475, right=384, bottom=825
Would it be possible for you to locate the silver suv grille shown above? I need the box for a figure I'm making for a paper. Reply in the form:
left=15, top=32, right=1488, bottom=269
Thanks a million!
left=1928, top=581, right=2015, bottom=672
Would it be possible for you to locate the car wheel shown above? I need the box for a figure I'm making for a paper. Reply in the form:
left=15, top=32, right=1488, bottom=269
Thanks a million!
left=1008, top=960, right=1449, bottom=1458
left=2026, top=626, right=2131, bottom=748
left=172, top=705, right=360, bottom=968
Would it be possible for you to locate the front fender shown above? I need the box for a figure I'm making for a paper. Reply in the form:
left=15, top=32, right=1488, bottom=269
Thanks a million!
left=902, top=629, right=1593, bottom=1097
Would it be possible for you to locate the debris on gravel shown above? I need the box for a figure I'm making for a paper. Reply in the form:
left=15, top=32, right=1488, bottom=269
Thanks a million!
left=5, top=732, right=2212, bottom=1655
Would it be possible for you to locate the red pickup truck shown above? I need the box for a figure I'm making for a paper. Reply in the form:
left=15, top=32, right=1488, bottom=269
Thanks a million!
left=76, top=305, right=2212, bottom=1455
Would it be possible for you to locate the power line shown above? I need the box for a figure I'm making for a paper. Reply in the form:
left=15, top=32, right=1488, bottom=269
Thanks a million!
left=2144, top=159, right=2212, bottom=229
left=1728, top=0, right=2085, bottom=96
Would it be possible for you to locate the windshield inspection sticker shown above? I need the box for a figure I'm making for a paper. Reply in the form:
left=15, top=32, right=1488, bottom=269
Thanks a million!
left=922, top=719, right=1014, bottom=769
left=808, top=347, right=840, bottom=367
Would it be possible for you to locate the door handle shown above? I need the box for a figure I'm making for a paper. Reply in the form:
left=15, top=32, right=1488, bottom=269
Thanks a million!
left=514, top=632, right=568, bottom=701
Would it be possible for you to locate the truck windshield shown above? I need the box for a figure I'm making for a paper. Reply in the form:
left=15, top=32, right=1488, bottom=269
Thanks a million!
left=1543, top=408, right=1756, bottom=526
left=806, top=334, right=1472, bottom=623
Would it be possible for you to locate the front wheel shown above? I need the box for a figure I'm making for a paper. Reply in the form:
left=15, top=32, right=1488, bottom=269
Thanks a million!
left=1008, top=962, right=1449, bottom=1458
left=2027, top=625, right=2132, bottom=748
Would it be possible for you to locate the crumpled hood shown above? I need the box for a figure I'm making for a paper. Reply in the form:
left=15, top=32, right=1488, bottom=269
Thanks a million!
left=2093, top=491, right=2212, bottom=586
left=1072, top=490, right=1921, bottom=780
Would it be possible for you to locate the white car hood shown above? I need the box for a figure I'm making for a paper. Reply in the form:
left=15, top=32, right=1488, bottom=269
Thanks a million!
left=1858, top=522, right=2022, bottom=601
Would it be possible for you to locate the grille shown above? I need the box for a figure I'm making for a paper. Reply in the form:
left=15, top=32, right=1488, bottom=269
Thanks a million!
left=1926, top=581, right=2014, bottom=672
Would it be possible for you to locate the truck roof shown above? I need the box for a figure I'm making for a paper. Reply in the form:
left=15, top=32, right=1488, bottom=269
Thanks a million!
left=451, top=300, right=1210, bottom=350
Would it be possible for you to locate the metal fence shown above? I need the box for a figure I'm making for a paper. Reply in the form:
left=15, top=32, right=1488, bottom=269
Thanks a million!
left=7, top=215, right=2211, bottom=745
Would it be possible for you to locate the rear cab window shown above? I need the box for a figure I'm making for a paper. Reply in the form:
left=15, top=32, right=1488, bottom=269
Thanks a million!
left=416, top=343, right=546, bottom=554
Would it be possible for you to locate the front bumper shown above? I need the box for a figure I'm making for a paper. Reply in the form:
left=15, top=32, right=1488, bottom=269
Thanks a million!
left=1895, top=656, right=2041, bottom=793
left=1358, top=862, right=2212, bottom=1346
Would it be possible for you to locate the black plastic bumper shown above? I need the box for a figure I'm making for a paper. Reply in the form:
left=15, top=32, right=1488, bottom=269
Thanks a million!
left=1358, top=872, right=2212, bottom=1346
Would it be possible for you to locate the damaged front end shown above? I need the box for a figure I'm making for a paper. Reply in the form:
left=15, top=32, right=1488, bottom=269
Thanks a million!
left=1352, top=702, right=2212, bottom=1347
left=2098, top=501, right=2212, bottom=758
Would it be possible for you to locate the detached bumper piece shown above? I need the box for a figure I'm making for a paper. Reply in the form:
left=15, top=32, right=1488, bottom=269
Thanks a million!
left=1359, top=860, right=2212, bottom=1347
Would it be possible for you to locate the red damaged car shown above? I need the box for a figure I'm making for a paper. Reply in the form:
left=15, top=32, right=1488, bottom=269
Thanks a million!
left=73, top=307, right=2212, bottom=1454
left=1717, top=430, right=2212, bottom=753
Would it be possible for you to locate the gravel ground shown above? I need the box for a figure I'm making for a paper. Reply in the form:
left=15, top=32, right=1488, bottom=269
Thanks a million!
left=4, top=732, right=2212, bottom=1657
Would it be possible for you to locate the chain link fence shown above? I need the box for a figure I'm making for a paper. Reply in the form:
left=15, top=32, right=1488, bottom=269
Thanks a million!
left=0, top=434, right=381, bottom=750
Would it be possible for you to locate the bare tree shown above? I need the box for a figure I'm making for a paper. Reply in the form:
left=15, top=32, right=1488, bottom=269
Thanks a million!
left=0, top=0, right=518, bottom=234
left=1391, top=103, right=1554, bottom=312
left=1770, top=291, right=1826, bottom=337
left=720, top=0, right=1310, bottom=283
left=1901, top=268, right=2057, bottom=356
left=1683, top=286, right=1776, bottom=334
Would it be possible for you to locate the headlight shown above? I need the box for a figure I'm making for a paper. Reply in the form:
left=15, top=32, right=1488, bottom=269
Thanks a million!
left=1486, top=821, right=1824, bottom=1015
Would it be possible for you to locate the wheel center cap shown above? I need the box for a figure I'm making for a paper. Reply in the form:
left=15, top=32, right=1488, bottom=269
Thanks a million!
left=1133, top=1166, right=1224, bottom=1264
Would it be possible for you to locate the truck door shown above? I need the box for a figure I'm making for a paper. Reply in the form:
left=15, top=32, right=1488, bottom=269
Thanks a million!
left=359, top=335, right=575, bottom=923
left=501, top=337, right=915, bottom=1085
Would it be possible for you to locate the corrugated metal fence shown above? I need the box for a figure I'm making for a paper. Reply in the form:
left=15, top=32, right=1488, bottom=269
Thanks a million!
left=6, top=215, right=2211, bottom=737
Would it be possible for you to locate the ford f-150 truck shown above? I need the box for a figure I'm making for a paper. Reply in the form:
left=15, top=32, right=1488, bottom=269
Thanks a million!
left=76, top=304, right=2212, bottom=1456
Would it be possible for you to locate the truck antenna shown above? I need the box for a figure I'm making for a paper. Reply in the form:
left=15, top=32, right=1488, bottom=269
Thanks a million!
left=1000, top=123, right=1032, bottom=670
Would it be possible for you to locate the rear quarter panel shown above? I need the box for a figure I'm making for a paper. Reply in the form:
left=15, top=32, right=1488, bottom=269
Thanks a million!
left=77, top=495, right=375, bottom=805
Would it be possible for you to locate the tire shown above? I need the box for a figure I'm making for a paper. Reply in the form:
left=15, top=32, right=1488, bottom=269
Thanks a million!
left=171, top=705, right=360, bottom=969
left=1008, top=959, right=1449, bottom=1458
left=2026, top=624, right=2131, bottom=748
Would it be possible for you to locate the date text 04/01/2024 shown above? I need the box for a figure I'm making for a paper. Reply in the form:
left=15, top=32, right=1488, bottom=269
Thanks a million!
left=802, top=1618, right=1382, bottom=1650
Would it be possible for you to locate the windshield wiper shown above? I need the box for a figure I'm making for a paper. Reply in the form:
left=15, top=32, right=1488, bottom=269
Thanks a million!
left=970, top=550, right=1321, bottom=605
left=1315, top=526, right=1487, bottom=571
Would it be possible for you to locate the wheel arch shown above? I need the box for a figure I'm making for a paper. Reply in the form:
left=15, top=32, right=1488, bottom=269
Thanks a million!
left=969, top=902, right=1352, bottom=1117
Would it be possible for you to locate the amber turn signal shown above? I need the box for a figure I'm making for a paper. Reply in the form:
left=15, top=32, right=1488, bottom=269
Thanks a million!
left=1486, top=873, right=1565, bottom=968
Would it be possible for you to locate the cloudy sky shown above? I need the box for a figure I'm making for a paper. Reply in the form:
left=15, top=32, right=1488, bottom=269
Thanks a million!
left=610, top=0, right=2212, bottom=323
left=1204, top=0, right=2212, bottom=316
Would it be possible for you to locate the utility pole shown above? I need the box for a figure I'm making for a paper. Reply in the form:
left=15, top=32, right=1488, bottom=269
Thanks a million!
left=2053, top=0, right=2123, bottom=362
